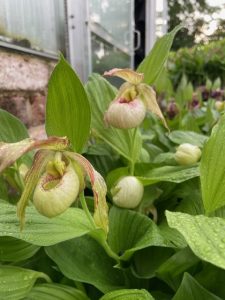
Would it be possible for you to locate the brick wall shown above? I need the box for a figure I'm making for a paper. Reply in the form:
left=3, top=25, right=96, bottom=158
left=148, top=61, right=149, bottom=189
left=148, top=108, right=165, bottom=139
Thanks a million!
left=0, top=49, right=56, bottom=138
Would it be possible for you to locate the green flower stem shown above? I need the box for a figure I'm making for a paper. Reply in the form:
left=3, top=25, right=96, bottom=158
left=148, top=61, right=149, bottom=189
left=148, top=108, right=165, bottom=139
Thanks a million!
left=80, top=192, right=97, bottom=229
left=130, top=162, right=135, bottom=176
left=80, top=194, right=120, bottom=263
left=90, top=230, right=120, bottom=263
left=130, top=127, right=138, bottom=175
left=15, top=171, right=25, bottom=191
left=101, top=239, right=120, bottom=263
left=14, top=162, right=25, bottom=191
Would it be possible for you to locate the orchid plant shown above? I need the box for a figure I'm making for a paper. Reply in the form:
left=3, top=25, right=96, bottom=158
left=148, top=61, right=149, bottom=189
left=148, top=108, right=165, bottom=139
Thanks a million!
left=0, top=26, right=225, bottom=300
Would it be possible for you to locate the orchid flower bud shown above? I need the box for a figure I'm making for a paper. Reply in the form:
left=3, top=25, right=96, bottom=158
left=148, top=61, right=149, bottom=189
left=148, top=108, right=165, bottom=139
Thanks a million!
left=215, top=101, right=224, bottom=112
left=111, top=176, right=144, bottom=209
left=175, top=143, right=201, bottom=165
left=166, top=101, right=179, bottom=119
left=104, top=98, right=146, bottom=129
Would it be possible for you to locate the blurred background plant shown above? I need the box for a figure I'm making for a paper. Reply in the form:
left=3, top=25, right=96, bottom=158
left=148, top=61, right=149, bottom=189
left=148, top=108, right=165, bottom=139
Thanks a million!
left=168, top=0, right=224, bottom=50
left=168, top=39, right=225, bottom=88
left=153, top=37, right=225, bottom=135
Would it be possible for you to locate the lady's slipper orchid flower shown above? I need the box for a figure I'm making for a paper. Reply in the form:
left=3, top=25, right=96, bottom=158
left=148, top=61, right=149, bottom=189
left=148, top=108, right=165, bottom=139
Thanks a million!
left=104, top=68, right=168, bottom=129
left=0, top=136, right=108, bottom=233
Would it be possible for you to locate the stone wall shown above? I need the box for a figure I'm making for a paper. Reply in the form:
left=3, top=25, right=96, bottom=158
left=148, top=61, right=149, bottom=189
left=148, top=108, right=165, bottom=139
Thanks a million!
left=0, top=49, right=56, bottom=137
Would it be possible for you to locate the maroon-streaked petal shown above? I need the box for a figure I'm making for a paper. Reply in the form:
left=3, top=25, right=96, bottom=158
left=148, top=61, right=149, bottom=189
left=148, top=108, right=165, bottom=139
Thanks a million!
left=33, top=136, right=69, bottom=150
left=17, top=150, right=54, bottom=230
left=65, top=152, right=109, bottom=234
left=92, top=170, right=109, bottom=234
left=0, top=136, right=69, bottom=173
left=137, top=83, right=169, bottom=130
left=104, top=68, right=144, bottom=85
left=0, top=139, right=34, bottom=173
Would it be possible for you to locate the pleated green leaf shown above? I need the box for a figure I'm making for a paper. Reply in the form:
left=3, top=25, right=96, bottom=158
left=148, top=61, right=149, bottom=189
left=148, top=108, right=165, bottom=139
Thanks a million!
left=85, top=74, right=142, bottom=163
left=137, top=25, right=182, bottom=85
left=0, top=266, right=50, bottom=300
left=169, top=130, right=207, bottom=148
left=25, top=283, right=89, bottom=300
left=132, top=247, right=174, bottom=279
left=106, top=167, right=129, bottom=190
left=157, top=248, right=199, bottom=290
left=200, top=114, right=225, bottom=213
left=100, top=289, right=154, bottom=300
left=166, top=211, right=225, bottom=270
left=135, top=164, right=199, bottom=186
left=46, top=55, right=91, bottom=153
left=45, top=235, right=125, bottom=293
left=0, top=108, right=29, bottom=142
left=108, top=206, right=169, bottom=261
left=159, top=221, right=187, bottom=249
left=0, top=200, right=93, bottom=246
left=0, top=237, right=39, bottom=262
left=172, top=273, right=222, bottom=300
left=195, top=264, right=225, bottom=299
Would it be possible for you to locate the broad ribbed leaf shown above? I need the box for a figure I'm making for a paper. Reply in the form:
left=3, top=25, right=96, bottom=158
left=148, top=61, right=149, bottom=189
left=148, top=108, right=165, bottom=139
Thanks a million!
left=100, top=289, right=154, bottom=300
left=157, top=248, right=199, bottom=290
left=85, top=74, right=142, bottom=163
left=137, top=25, right=182, bottom=84
left=108, top=206, right=169, bottom=261
left=0, top=266, right=50, bottom=300
left=200, top=114, right=225, bottom=213
left=132, top=247, right=174, bottom=279
left=166, top=211, right=225, bottom=270
left=25, top=283, right=89, bottom=300
left=0, top=237, right=39, bottom=262
left=46, top=55, right=91, bottom=152
left=169, top=130, right=207, bottom=148
left=0, top=200, right=93, bottom=246
left=172, top=179, right=204, bottom=216
left=45, top=235, right=125, bottom=293
left=159, top=221, right=187, bottom=249
left=172, top=273, right=222, bottom=300
left=195, top=264, right=225, bottom=299
left=0, top=108, right=29, bottom=142
left=135, top=164, right=199, bottom=185
left=106, top=167, right=129, bottom=190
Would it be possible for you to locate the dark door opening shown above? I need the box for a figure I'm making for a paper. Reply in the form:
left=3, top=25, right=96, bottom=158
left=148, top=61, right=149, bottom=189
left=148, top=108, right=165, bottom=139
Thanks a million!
left=134, top=0, right=146, bottom=68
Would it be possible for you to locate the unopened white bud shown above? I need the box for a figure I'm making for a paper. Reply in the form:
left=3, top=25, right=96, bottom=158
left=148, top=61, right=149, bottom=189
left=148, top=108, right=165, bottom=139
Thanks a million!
left=175, top=143, right=201, bottom=165
left=215, top=101, right=224, bottom=112
left=104, top=98, right=146, bottom=129
left=111, top=176, right=144, bottom=208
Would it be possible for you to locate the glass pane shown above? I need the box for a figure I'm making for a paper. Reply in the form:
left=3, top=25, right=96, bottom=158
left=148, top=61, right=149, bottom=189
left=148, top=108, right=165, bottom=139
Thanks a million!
left=91, top=33, right=130, bottom=85
left=156, top=0, right=167, bottom=37
left=0, top=0, right=65, bottom=55
left=89, top=0, right=133, bottom=52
